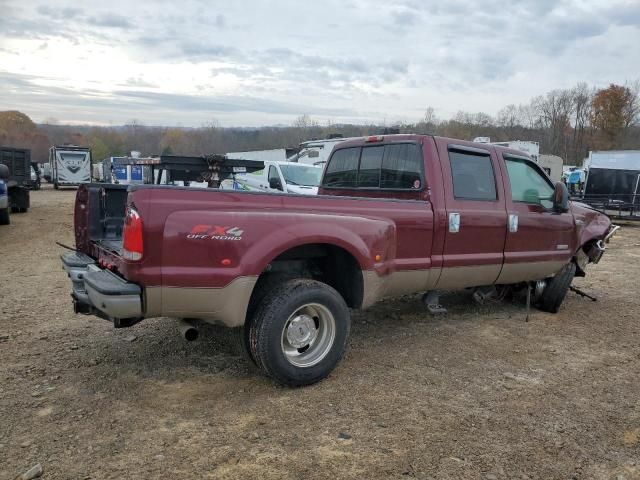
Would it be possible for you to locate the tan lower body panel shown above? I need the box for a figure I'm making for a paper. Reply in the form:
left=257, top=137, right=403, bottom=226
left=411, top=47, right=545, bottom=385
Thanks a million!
left=435, top=264, right=502, bottom=290
left=496, top=261, right=566, bottom=284
left=362, top=269, right=436, bottom=308
left=362, top=260, right=566, bottom=308
left=144, top=276, right=258, bottom=328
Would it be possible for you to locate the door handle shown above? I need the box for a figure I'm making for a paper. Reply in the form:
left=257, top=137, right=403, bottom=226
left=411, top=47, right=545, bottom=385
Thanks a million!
left=449, top=213, right=460, bottom=233
left=509, top=214, right=518, bottom=233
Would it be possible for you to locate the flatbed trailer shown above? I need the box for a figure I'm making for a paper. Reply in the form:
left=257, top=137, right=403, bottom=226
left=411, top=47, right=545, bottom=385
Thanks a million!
left=111, top=154, right=265, bottom=188
left=573, top=194, right=640, bottom=221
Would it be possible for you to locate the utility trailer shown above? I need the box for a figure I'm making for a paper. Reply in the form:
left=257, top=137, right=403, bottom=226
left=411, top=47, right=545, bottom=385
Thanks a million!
left=110, top=154, right=265, bottom=188
left=49, top=145, right=92, bottom=189
left=579, top=150, right=640, bottom=221
left=0, top=146, right=31, bottom=213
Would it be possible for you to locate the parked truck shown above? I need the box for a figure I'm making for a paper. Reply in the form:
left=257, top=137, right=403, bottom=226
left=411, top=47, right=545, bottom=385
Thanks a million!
left=0, top=146, right=32, bottom=214
left=225, top=160, right=323, bottom=195
left=49, top=145, right=92, bottom=188
left=61, top=134, right=617, bottom=386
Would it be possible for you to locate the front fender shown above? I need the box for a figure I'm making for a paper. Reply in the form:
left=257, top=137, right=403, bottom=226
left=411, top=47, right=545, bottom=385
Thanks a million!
left=571, top=202, right=611, bottom=245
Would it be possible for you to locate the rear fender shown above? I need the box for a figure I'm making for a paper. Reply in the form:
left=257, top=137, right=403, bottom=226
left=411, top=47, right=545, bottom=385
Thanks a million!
left=161, top=211, right=396, bottom=288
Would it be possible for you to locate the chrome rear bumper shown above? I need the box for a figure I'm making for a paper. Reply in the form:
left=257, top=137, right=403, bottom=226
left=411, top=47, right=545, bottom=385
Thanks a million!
left=61, top=251, right=142, bottom=324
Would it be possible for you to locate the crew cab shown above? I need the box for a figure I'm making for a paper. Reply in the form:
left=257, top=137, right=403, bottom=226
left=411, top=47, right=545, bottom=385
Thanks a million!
left=61, top=135, right=617, bottom=386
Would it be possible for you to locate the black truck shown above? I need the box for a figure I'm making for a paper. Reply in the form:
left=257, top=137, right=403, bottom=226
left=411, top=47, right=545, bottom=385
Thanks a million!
left=0, top=146, right=32, bottom=213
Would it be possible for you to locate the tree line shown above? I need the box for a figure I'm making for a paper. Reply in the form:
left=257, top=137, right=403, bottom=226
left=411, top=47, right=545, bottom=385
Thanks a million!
left=1, top=81, right=638, bottom=166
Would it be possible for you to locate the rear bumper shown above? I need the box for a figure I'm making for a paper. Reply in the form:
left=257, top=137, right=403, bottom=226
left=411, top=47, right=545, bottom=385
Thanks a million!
left=61, top=251, right=142, bottom=323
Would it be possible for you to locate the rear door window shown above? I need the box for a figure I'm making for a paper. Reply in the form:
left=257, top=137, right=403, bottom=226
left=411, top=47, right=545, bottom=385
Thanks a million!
left=357, top=146, right=384, bottom=187
left=323, top=147, right=360, bottom=188
left=448, top=150, right=497, bottom=200
left=381, top=144, right=422, bottom=189
left=323, top=143, right=423, bottom=190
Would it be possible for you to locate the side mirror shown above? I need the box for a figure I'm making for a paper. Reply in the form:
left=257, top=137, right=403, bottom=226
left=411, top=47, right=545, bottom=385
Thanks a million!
left=553, top=182, right=569, bottom=213
left=269, top=177, right=283, bottom=191
left=0, top=164, right=9, bottom=180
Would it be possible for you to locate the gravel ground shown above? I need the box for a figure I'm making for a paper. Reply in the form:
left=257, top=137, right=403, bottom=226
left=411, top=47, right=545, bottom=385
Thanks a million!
left=0, top=186, right=639, bottom=480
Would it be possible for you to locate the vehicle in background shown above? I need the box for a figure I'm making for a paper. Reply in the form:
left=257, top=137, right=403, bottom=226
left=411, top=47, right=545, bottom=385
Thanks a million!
left=61, top=134, right=617, bottom=386
left=41, top=162, right=52, bottom=183
left=475, top=139, right=564, bottom=182
left=101, top=155, right=151, bottom=185
left=490, top=140, right=540, bottom=161
left=0, top=164, right=9, bottom=225
left=29, top=163, right=41, bottom=190
left=226, top=161, right=322, bottom=194
left=0, top=146, right=31, bottom=213
left=49, top=145, right=91, bottom=189
left=226, top=148, right=296, bottom=163
left=287, top=136, right=363, bottom=167
left=538, top=154, right=564, bottom=183
left=579, top=150, right=640, bottom=221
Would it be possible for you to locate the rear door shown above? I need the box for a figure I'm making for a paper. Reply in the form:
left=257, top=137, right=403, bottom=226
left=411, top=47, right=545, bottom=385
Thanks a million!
left=434, top=141, right=508, bottom=289
left=497, top=153, right=575, bottom=283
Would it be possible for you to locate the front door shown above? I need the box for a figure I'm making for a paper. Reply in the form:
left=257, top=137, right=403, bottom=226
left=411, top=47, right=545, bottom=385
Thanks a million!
left=434, top=141, right=508, bottom=289
left=497, top=153, right=575, bottom=283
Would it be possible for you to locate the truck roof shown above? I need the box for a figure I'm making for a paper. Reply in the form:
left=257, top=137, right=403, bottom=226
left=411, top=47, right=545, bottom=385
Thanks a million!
left=330, top=134, right=534, bottom=159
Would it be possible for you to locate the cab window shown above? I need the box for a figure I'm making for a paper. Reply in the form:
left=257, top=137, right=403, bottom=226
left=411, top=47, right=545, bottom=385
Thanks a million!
left=323, top=143, right=423, bottom=190
left=505, top=157, right=554, bottom=208
left=448, top=150, right=497, bottom=200
left=323, top=147, right=359, bottom=188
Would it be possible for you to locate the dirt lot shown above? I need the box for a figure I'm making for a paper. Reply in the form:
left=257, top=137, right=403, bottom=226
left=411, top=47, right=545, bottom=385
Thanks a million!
left=0, top=186, right=639, bottom=480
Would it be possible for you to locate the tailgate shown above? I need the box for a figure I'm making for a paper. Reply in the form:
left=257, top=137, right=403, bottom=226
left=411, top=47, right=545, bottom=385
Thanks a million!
left=75, top=183, right=128, bottom=255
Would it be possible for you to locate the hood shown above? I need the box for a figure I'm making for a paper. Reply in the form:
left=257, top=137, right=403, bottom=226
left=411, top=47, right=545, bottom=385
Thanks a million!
left=286, top=185, right=318, bottom=195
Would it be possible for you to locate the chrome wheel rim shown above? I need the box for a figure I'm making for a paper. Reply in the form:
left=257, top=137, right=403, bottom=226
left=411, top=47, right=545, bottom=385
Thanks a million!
left=281, top=303, right=336, bottom=367
left=534, top=280, right=547, bottom=301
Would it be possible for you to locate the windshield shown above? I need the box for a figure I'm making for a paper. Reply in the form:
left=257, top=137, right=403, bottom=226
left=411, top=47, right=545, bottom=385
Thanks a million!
left=279, top=164, right=322, bottom=187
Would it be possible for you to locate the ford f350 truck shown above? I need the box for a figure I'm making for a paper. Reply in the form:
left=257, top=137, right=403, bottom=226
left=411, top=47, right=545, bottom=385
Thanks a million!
left=61, top=135, right=617, bottom=386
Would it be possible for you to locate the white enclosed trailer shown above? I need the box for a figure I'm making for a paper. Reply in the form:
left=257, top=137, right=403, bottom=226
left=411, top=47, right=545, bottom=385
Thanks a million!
left=226, top=149, right=289, bottom=163
left=49, top=145, right=91, bottom=188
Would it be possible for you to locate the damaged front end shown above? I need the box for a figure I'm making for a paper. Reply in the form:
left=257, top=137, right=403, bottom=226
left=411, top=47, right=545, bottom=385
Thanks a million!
left=572, top=201, right=620, bottom=276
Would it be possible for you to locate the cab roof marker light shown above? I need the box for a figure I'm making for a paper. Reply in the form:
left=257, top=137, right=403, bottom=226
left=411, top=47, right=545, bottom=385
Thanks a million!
left=365, top=136, right=384, bottom=143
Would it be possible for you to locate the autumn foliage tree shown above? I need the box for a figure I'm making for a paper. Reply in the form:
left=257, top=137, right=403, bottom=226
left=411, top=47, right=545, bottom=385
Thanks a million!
left=591, top=83, right=640, bottom=148
left=0, top=110, right=51, bottom=162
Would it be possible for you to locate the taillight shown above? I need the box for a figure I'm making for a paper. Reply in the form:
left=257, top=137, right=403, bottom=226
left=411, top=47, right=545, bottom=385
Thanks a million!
left=122, top=206, right=143, bottom=261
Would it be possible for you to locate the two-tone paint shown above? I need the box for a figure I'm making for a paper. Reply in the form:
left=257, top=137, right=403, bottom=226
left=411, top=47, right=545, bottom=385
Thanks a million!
left=71, top=135, right=614, bottom=328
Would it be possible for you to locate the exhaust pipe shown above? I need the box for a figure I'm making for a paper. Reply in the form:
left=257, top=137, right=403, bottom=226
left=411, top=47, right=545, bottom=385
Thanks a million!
left=178, top=319, right=199, bottom=341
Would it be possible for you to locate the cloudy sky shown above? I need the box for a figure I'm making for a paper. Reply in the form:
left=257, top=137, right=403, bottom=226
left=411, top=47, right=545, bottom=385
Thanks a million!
left=1, top=0, right=639, bottom=127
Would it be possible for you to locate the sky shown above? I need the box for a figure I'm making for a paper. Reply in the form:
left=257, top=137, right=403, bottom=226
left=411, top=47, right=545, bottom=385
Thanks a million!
left=1, top=0, right=639, bottom=127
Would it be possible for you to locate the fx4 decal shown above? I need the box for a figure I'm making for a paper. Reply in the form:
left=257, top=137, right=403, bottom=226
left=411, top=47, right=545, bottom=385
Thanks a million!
left=187, top=224, right=244, bottom=241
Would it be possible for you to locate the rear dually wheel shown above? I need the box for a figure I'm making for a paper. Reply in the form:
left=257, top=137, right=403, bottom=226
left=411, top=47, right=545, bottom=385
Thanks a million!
left=248, top=279, right=350, bottom=387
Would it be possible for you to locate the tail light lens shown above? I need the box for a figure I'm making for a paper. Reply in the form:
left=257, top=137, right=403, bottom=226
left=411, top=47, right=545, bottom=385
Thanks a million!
left=122, top=206, right=143, bottom=261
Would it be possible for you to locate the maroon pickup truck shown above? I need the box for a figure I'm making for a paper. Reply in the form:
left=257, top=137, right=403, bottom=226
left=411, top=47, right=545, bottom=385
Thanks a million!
left=62, top=135, right=617, bottom=386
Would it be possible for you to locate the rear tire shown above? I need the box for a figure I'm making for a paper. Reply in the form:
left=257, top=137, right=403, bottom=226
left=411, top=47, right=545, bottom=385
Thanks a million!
left=0, top=207, right=9, bottom=225
left=248, top=279, right=350, bottom=387
left=537, top=262, right=576, bottom=313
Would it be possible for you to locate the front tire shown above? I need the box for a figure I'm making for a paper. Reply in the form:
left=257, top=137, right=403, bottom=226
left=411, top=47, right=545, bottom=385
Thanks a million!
left=248, top=279, right=350, bottom=387
left=0, top=207, right=9, bottom=225
left=537, top=262, right=576, bottom=313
